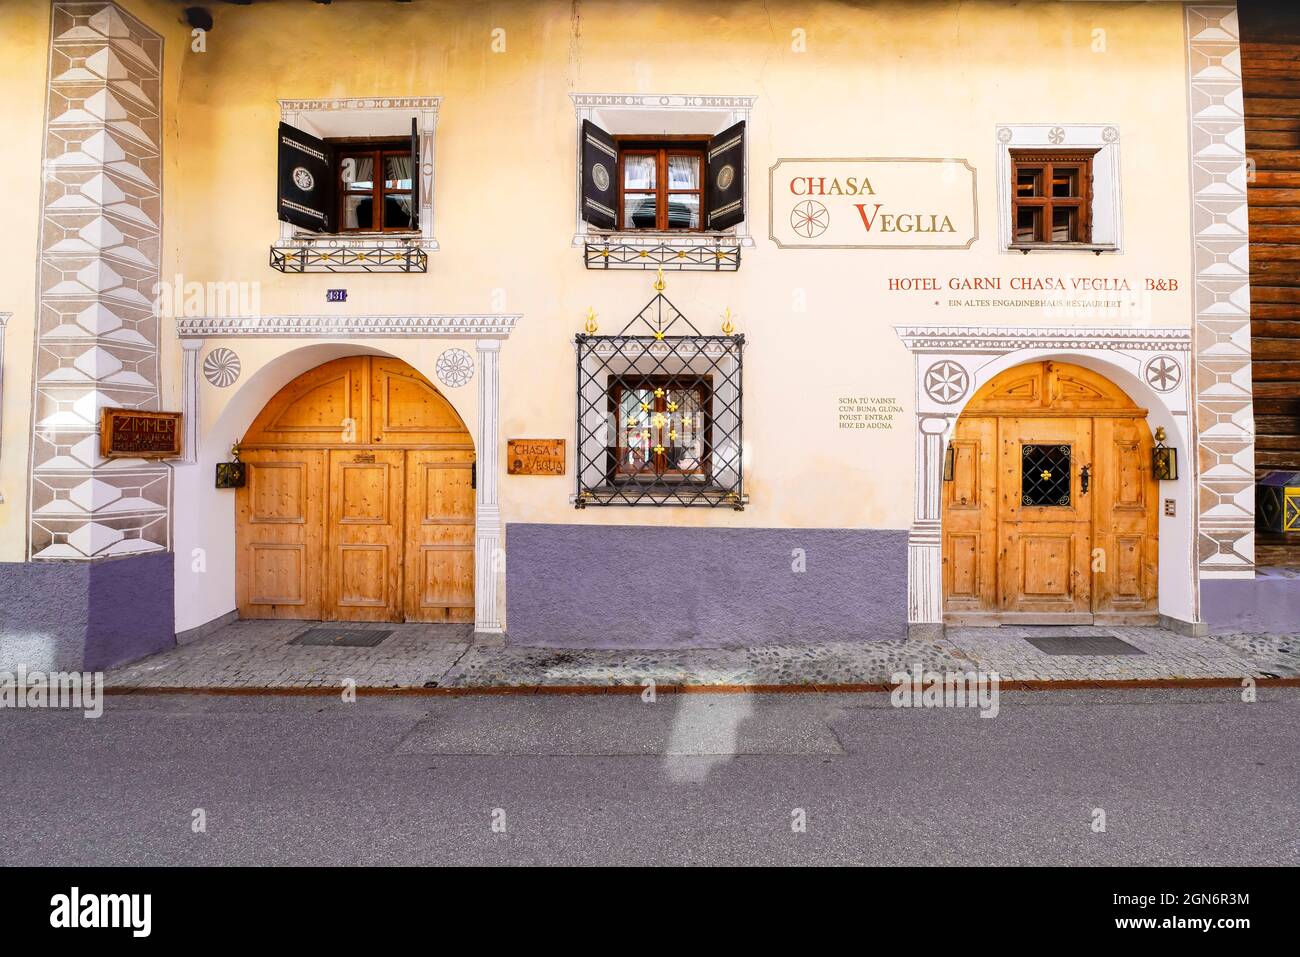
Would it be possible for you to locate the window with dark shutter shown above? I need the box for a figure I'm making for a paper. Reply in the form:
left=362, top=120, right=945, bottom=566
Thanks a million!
left=277, top=122, right=337, bottom=233
left=581, top=120, right=746, bottom=234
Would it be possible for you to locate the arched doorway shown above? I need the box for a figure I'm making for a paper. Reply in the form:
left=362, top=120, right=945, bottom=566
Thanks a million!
left=942, top=359, right=1158, bottom=625
left=234, top=355, right=474, bottom=623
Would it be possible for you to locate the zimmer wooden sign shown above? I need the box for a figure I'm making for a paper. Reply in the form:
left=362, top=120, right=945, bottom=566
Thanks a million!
left=508, top=439, right=565, bottom=475
left=99, top=408, right=183, bottom=458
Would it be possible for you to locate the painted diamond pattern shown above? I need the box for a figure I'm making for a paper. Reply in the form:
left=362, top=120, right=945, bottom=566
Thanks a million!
left=29, top=3, right=169, bottom=560
left=1185, top=4, right=1255, bottom=574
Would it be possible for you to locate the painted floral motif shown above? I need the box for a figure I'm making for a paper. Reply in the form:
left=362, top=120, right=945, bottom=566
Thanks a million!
left=923, top=360, right=970, bottom=405
left=435, top=347, right=474, bottom=388
left=1144, top=355, right=1181, bottom=393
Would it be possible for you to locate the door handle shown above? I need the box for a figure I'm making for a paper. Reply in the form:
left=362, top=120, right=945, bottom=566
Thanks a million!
left=1080, top=463, right=1091, bottom=495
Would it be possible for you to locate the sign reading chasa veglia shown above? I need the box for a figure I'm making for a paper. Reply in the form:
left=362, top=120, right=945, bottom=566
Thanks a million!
left=769, top=158, right=977, bottom=250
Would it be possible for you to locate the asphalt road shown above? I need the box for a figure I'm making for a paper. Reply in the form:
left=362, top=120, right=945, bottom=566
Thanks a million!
left=1, top=688, right=1296, bottom=866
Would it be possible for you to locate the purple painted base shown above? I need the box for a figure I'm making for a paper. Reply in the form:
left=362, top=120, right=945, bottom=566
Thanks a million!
left=505, top=524, right=908, bottom=649
left=0, top=552, right=175, bottom=671
left=1202, top=571, right=1300, bottom=635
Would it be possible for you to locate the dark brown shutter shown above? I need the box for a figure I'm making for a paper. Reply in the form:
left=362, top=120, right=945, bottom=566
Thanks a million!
left=706, top=120, right=745, bottom=231
left=581, top=119, right=617, bottom=229
left=410, top=117, right=420, bottom=231
left=277, top=121, right=336, bottom=233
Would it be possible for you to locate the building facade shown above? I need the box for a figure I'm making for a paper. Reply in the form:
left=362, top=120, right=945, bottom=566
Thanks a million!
left=0, top=0, right=1294, bottom=671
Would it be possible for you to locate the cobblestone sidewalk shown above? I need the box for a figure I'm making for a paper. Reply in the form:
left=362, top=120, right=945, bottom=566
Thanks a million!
left=102, top=618, right=1300, bottom=691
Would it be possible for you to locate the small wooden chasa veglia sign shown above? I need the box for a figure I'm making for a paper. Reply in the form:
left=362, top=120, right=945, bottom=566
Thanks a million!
left=507, top=438, right=565, bottom=475
left=99, top=408, right=183, bottom=458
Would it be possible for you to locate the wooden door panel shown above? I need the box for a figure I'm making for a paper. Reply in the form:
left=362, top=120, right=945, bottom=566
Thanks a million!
left=998, top=416, right=1093, bottom=615
left=336, top=544, right=392, bottom=608
left=942, top=417, right=997, bottom=613
left=236, top=450, right=325, bottom=619
left=946, top=533, right=982, bottom=600
left=413, top=547, right=476, bottom=608
left=243, top=358, right=368, bottom=447
left=1018, top=534, right=1076, bottom=599
left=1092, top=417, right=1159, bottom=617
left=338, top=461, right=391, bottom=523
left=249, top=543, right=308, bottom=605
left=404, top=450, right=475, bottom=623
left=327, top=450, right=404, bottom=622
left=1113, top=535, right=1145, bottom=601
left=371, top=357, right=473, bottom=447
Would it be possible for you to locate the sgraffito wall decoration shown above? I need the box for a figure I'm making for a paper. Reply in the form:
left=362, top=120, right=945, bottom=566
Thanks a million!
left=1185, top=4, right=1256, bottom=577
left=28, top=2, right=169, bottom=559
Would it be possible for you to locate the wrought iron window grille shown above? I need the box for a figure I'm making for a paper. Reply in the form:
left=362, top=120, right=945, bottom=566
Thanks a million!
left=1021, top=443, right=1072, bottom=507
left=269, top=240, right=428, bottom=273
left=575, top=284, right=745, bottom=509
left=583, top=237, right=741, bottom=271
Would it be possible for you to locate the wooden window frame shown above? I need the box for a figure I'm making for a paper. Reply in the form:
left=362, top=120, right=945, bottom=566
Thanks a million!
left=1010, top=149, right=1099, bottom=247
left=332, top=137, right=416, bottom=233
left=614, top=135, right=709, bottom=232
left=608, top=375, right=713, bottom=480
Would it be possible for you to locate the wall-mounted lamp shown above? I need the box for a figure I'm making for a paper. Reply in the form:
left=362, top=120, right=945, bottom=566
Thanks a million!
left=943, top=441, right=955, bottom=482
left=1152, top=426, right=1178, bottom=481
left=215, top=443, right=246, bottom=489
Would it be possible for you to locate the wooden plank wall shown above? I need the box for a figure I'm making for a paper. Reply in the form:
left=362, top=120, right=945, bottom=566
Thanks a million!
left=1241, top=1, right=1300, bottom=566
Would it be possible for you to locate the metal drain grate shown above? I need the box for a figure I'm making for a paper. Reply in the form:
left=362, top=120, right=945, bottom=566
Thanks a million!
left=289, top=628, right=392, bottom=648
left=1022, top=634, right=1145, bottom=656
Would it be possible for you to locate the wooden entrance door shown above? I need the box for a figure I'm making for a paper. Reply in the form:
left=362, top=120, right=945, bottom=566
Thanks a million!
left=327, top=449, right=405, bottom=621
left=235, top=356, right=475, bottom=622
left=942, top=360, right=1158, bottom=624
left=998, top=416, right=1093, bottom=619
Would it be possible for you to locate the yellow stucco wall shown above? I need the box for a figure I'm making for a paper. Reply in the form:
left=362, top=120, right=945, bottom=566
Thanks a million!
left=1, top=0, right=1195, bottom=552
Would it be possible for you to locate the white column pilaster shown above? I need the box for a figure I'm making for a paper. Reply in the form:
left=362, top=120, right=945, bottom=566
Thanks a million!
left=474, top=339, right=503, bottom=632
left=180, top=339, right=203, bottom=464
left=908, top=415, right=949, bottom=634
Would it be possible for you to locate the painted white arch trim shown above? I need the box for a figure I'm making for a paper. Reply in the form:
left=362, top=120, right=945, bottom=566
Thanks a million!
left=895, top=325, right=1198, bottom=631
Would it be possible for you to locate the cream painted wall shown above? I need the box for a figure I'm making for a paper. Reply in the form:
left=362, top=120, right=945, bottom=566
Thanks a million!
left=0, top=0, right=53, bottom=562
left=169, top=0, right=1194, bottom=535
left=2, top=0, right=1197, bottom=561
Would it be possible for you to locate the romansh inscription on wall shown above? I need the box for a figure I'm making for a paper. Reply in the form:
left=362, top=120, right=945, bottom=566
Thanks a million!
left=837, top=396, right=902, bottom=430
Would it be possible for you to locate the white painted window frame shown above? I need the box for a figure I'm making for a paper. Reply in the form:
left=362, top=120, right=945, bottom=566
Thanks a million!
left=570, top=93, right=757, bottom=248
left=995, top=123, right=1123, bottom=254
left=277, top=97, right=440, bottom=252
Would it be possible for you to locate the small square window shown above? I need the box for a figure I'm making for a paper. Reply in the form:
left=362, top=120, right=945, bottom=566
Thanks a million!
left=1009, top=149, right=1098, bottom=247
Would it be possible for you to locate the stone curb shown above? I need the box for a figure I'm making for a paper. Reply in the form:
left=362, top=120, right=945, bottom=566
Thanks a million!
left=101, top=675, right=1300, bottom=697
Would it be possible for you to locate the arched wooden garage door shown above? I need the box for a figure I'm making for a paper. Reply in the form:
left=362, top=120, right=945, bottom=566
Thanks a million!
left=942, top=360, right=1158, bottom=625
left=235, top=356, right=475, bottom=623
